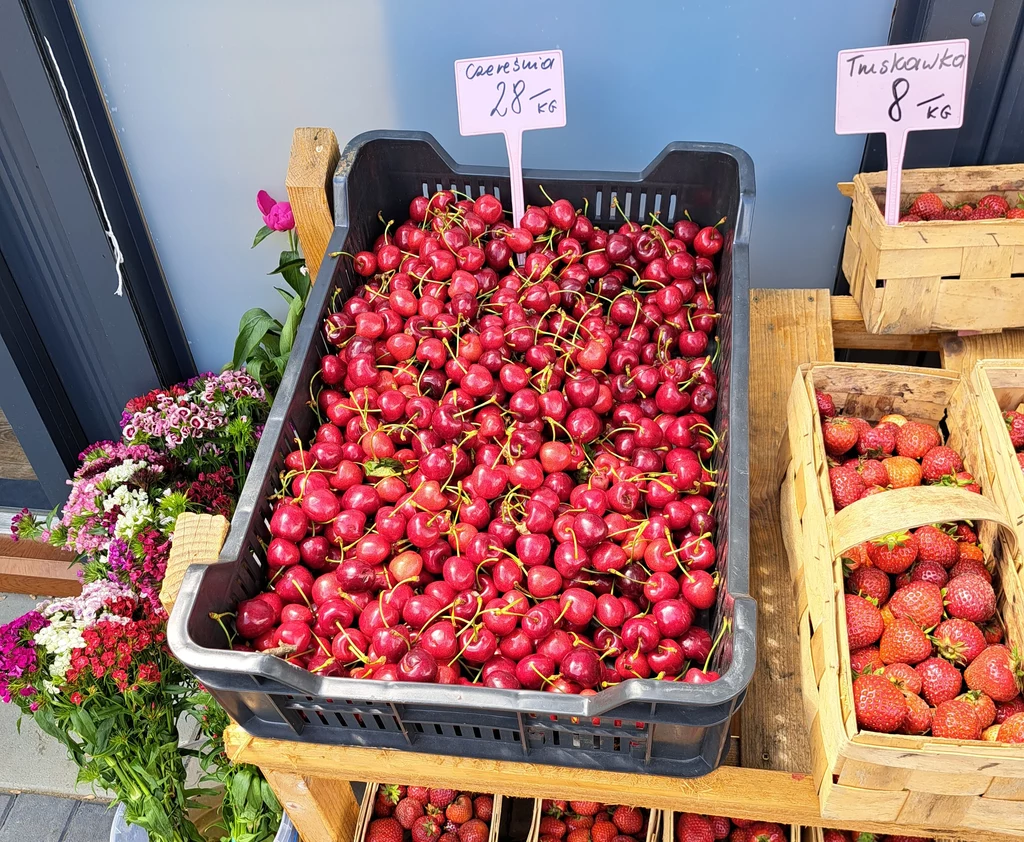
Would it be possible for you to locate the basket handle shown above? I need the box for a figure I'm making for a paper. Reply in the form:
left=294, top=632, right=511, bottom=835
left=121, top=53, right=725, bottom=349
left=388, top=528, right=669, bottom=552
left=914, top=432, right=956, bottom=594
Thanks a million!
left=837, top=181, right=855, bottom=199
left=830, top=485, right=1015, bottom=558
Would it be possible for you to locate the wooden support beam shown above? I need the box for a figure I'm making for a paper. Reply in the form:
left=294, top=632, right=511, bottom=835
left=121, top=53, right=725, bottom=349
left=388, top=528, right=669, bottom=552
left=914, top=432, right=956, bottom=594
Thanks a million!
left=0, top=536, right=79, bottom=596
left=830, top=295, right=942, bottom=353
left=286, top=127, right=339, bottom=283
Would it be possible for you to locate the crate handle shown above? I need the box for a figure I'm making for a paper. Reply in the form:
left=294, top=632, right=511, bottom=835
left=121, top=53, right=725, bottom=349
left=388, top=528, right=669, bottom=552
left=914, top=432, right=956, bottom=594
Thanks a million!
left=830, top=485, right=1015, bottom=557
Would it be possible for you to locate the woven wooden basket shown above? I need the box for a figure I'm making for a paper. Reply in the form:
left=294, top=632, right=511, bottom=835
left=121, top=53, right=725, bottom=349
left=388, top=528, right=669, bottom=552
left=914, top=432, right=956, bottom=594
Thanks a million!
left=839, top=165, right=1024, bottom=334
left=780, top=362, right=1024, bottom=837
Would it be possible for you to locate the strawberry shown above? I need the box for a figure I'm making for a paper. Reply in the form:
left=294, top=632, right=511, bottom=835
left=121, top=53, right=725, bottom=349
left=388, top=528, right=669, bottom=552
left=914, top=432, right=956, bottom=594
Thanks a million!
left=857, top=425, right=896, bottom=458
left=888, top=837, right=929, bottom=842
left=995, top=695, right=1024, bottom=724
left=748, top=823, right=785, bottom=842
left=933, top=618, right=987, bottom=666
left=945, top=573, right=996, bottom=622
left=981, top=618, right=1005, bottom=645
left=910, top=192, right=945, bottom=219
left=842, top=542, right=872, bottom=571
left=955, top=523, right=978, bottom=543
left=397, top=799, right=426, bottom=829
left=829, top=465, right=866, bottom=510
left=730, top=831, right=750, bottom=842
left=566, top=817, right=594, bottom=832
left=446, top=796, right=473, bottom=826
left=850, top=646, right=883, bottom=676
left=415, top=817, right=443, bottom=842
left=936, top=470, right=981, bottom=493
left=611, top=807, right=643, bottom=835
left=823, top=418, right=859, bottom=457
left=847, top=460, right=888, bottom=487
left=592, top=822, right=619, bottom=842
left=409, top=787, right=431, bottom=804
left=845, top=594, right=884, bottom=649
left=898, top=214, right=922, bottom=223
left=677, top=814, right=714, bottom=842
left=541, top=818, right=567, bottom=839
left=914, top=525, right=959, bottom=567
left=441, top=833, right=460, bottom=842
left=1003, top=410, right=1024, bottom=448
left=959, top=689, right=997, bottom=728
left=431, top=790, right=458, bottom=809
left=853, top=673, right=908, bottom=732
left=1008, top=208, right=1024, bottom=219
left=472, top=797, right=493, bottom=822
left=880, top=618, right=932, bottom=665
left=900, top=691, right=932, bottom=735
left=816, top=391, right=836, bottom=418
left=888, top=581, right=944, bottom=628
left=846, top=566, right=890, bottom=604
left=868, top=531, right=919, bottom=574
left=969, top=206, right=1003, bottom=220
left=949, top=558, right=991, bottom=582
left=882, top=456, right=922, bottom=488
left=566, top=831, right=590, bottom=842
left=570, top=803, right=601, bottom=817
left=932, top=699, right=982, bottom=739
left=978, top=194, right=1010, bottom=215
left=823, top=832, right=850, bottom=842
left=908, top=560, right=948, bottom=587
left=1018, top=452, right=1024, bottom=473
left=543, top=801, right=568, bottom=817
left=965, top=645, right=1024, bottom=702
left=921, top=445, right=963, bottom=482
left=882, top=662, right=923, bottom=695
left=957, top=542, right=985, bottom=565
left=368, top=819, right=405, bottom=842
left=998, top=712, right=1024, bottom=743
left=708, top=817, right=731, bottom=840
left=895, top=421, right=941, bottom=459
left=731, top=820, right=753, bottom=829
left=458, top=819, right=489, bottom=842
left=375, top=785, right=404, bottom=817
left=916, top=656, right=963, bottom=705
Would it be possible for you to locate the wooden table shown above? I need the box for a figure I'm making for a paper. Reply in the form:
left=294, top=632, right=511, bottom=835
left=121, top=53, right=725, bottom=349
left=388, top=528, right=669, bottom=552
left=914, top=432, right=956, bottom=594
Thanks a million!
left=198, top=279, right=1023, bottom=842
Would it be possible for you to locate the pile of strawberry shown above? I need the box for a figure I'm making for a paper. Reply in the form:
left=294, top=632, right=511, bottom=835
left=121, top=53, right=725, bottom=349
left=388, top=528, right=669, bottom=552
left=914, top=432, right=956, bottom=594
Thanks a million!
left=538, top=800, right=647, bottom=842
left=675, top=813, right=786, bottom=842
left=1001, top=408, right=1024, bottom=474
left=898, top=192, right=1024, bottom=223
left=823, top=831, right=930, bottom=842
left=817, top=392, right=979, bottom=512
left=369, top=785, right=493, bottom=842
left=816, top=393, right=1024, bottom=741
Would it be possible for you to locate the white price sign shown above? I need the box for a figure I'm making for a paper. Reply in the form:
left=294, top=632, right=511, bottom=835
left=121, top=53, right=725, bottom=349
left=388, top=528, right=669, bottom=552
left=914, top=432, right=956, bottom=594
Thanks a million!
left=454, top=50, right=566, bottom=229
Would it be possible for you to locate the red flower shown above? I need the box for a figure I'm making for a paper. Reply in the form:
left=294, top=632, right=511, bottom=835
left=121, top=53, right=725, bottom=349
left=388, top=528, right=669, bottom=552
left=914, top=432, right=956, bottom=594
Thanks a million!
left=69, top=692, right=83, bottom=705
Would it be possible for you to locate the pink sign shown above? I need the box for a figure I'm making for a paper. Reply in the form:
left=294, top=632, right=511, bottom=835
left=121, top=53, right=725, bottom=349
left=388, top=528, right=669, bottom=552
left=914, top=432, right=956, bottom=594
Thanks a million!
left=454, top=50, right=566, bottom=231
left=836, top=39, right=969, bottom=224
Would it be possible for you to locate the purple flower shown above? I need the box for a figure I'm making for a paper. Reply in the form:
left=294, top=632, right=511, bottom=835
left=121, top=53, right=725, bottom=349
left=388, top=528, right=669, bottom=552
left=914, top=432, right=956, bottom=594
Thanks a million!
left=257, top=190, right=294, bottom=232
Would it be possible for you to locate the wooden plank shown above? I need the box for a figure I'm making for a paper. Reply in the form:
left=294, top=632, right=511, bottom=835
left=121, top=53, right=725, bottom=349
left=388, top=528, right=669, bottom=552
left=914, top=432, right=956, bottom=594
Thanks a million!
left=741, top=290, right=832, bottom=773
left=286, top=127, right=339, bottom=283
left=160, top=512, right=229, bottom=614
left=0, top=408, right=35, bottom=480
left=829, top=295, right=942, bottom=352
left=0, top=536, right=79, bottom=596
left=940, top=330, right=1024, bottom=373
left=222, top=726, right=1023, bottom=842
left=264, top=770, right=359, bottom=842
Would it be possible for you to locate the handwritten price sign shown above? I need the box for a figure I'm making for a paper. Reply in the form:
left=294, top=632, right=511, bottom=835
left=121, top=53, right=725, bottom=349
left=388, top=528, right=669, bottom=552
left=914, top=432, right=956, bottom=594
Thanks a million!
left=455, top=50, right=566, bottom=231
left=836, top=39, right=969, bottom=224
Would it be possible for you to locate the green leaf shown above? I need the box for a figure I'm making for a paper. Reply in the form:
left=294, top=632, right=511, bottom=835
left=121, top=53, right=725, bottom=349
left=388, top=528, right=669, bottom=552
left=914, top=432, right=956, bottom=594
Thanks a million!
left=274, top=286, right=296, bottom=306
left=230, top=768, right=252, bottom=809
left=231, top=307, right=279, bottom=370
left=251, top=225, right=274, bottom=248
left=365, top=457, right=404, bottom=478
left=278, top=291, right=305, bottom=358
left=275, top=250, right=309, bottom=300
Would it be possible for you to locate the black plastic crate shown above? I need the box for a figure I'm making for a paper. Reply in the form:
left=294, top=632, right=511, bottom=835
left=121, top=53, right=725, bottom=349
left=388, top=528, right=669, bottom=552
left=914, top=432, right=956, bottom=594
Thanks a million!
left=169, top=130, right=755, bottom=777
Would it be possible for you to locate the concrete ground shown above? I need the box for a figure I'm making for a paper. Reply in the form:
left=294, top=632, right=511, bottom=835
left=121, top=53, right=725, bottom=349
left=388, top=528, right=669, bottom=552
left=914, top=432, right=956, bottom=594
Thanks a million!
left=0, top=793, right=113, bottom=841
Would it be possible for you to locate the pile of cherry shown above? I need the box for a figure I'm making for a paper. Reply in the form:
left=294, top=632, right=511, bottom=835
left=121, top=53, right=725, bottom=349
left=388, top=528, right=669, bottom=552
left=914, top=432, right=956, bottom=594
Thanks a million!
left=816, top=394, right=1024, bottom=742
left=232, top=188, right=730, bottom=693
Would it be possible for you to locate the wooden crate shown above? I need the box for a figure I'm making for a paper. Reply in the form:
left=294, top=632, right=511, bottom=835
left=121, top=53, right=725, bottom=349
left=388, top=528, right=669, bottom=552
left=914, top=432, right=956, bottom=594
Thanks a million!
left=354, top=784, right=503, bottom=842
left=663, top=812, right=797, bottom=842
left=840, top=165, right=1024, bottom=334
left=527, top=801, right=660, bottom=842
left=800, top=829, right=957, bottom=842
left=779, top=362, right=1024, bottom=837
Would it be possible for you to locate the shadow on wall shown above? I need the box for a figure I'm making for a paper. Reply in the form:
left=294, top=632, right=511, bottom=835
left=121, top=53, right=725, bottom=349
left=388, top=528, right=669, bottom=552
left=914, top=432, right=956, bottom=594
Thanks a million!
left=73, top=0, right=894, bottom=372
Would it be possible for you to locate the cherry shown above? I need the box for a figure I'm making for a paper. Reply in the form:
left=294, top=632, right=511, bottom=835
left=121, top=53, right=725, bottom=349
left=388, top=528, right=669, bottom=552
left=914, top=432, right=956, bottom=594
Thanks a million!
left=397, top=648, right=439, bottom=682
left=235, top=597, right=277, bottom=639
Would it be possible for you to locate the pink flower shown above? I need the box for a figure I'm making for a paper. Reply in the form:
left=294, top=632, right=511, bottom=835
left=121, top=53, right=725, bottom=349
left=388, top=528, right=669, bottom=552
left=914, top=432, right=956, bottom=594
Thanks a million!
left=256, top=190, right=294, bottom=232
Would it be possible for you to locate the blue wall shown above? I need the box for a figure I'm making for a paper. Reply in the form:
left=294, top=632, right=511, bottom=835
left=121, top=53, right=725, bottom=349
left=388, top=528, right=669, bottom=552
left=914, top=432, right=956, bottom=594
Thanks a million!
left=75, top=0, right=894, bottom=372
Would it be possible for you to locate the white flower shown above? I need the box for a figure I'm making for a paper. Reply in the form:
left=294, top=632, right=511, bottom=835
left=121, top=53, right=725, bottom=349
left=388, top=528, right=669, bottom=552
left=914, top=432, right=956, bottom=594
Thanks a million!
left=34, top=618, right=87, bottom=682
left=103, top=458, right=145, bottom=486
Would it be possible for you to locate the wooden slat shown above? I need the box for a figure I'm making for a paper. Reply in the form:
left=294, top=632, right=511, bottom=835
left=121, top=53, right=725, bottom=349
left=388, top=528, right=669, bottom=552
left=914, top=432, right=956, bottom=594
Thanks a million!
left=0, top=407, right=35, bottom=480
left=263, top=770, right=359, bottom=842
left=741, top=290, right=832, bottom=773
left=829, top=295, right=942, bottom=352
left=286, top=127, right=339, bottom=283
left=940, top=329, right=1024, bottom=373
left=222, top=726, right=1023, bottom=842
left=0, top=536, right=79, bottom=596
